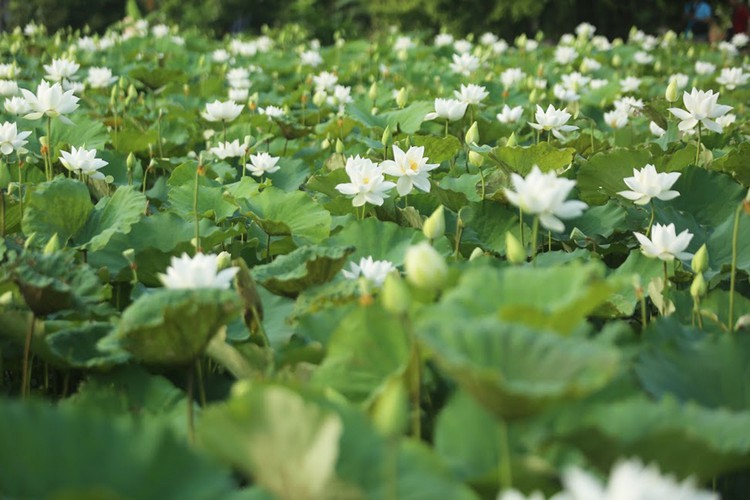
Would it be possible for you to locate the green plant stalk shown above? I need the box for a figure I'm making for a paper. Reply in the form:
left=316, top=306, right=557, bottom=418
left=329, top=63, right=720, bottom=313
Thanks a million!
left=729, top=202, right=743, bottom=332
left=646, top=203, right=656, bottom=237
left=530, top=216, right=540, bottom=262
left=195, top=358, right=207, bottom=407
left=186, top=364, right=195, bottom=444
left=695, top=122, right=702, bottom=167
left=498, top=419, right=513, bottom=490
left=444, top=120, right=449, bottom=138
left=479, top=167, right=486, bottom=199
left=193, top=165, right=201, bottom=253
left=454, top=217, right=464, bottom=260
left=21, top=314, right=35, bottom=399
left=0, top=184, right=5, bottom=239
left=45, top=116, right=52, bottom=181
left=519, top=208, right=524, bottom=247
left=640, top=288, right=648, bottom=330
left=662, top=260, right=670, bottom=313
left=222, top=120, right=227, bottom=144
left=407, top=333, right=422, bottom=439
left=17, top=161, right=23, bottom=216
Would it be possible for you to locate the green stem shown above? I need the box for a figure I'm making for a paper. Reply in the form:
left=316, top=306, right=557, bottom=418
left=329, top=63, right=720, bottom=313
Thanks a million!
left=17, top=161, right=22, bottom=216
left=498, top=419, right=513, bottom=490
left=479, top=167, right=486, bottom=200
left=444, top=120, right=449, bottom=138
left=21, top=314, right=35, bottom=399
left=530, top=216, right=540, bottom=262
left=646, top=203, right=656, bottom=237
left=186, top=364, right=195, bottom=444
left=454, top=217, right=464, bottom=260
left=222, top=120, right=227, bottom=145
left=519, top=208, right=524, bottom=247
left=193, top=165, right=201, bottom=253
left=663, top=260, right=670, bottom=313
left=695, top=122, right=702, bottom=167
left=548, top=230, right=552, bottom=252
left=729, top=202, right=743, bottom=332
left=195, top=358, right=207, bottom=407
left=0, top=187, right=5, bottom=238
left=640, top=287, right=648, bottom=331
left=45, top=116, right=52, bottom=181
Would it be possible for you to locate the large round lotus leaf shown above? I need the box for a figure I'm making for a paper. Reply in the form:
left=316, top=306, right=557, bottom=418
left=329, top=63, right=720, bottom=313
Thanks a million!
left=418, top=317, right=620, bottom=420
left=46, top=322, right=130, bottom=370
left=251, top=245, right=354, bottom=297
left=112, top=288, right=241, bottom=365
left=21, top=177, right=93, bottom=246
left=12, top=251, right=108, bottom=317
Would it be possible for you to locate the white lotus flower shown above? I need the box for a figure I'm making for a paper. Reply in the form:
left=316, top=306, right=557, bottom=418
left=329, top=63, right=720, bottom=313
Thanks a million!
left=0, top=80, right=18, bottom=97
left=453, top=39, right=473, bottom=54
left=342, top=256, right=396, bottom=287
left=313, top=71, right=338, bottom=92
left=554, top=46, right=578, bottom=65
left=158, top=252, right=239, bottom=290
left=202, top=99, right=243, bottom=122
left=553, top=84, right=580, bottom=103
left=87, top=67, right=117, bottom=89
left=480, top=32, right=498, bottom=46
left=209, top=139, right=247, bottom=160
left=226, top=68, right=251, bottom=89
left=633, top=50, right=654, bottom=65
left=560, top=72, right=590, bottom=93
left=669, top=88, right=733, bottom=133
left=580, top=57, right=601, bottom=73
left=504, top=165, right=588, bottom=233
left=20, top=80, right=79, bottom=124
left=453, top=84, right=488, bottom=105
left=529, top=104, right=578, bottom=140
left=152, top=24, right=170, bottom=38
left=0, top=63, right=19, bottom=79
left=716, top=67, right=750, bottom=90
left=634, top=223, right=693, bottom=262
left=500, top=67, right=526, bottom=88
left=380, top=145, right=439, bottom=196
left=258, top=105, right=285, bottom=117
left=43, top=58, right=80, bottom=82
left=327, top=85, right=352, bottom=108
left=575, top=22, right=596, bottom=39
left=246, top=152, right=281, bottom=177
left=4, top=96, right=30, bottom=116
left=212, top=49, right=230, bottom=63
left=670, top=73, right=690, bottom=90
left=449, top=53, right=480, bottom=76
left=300, top=50, right=323, bottom=67
left=716, top=113, right=736, bottom=129
left=496, top=105, right=524, bottom=124
left=558, top=458, right=717, bottom=500
left=434, top=33, right=454, bottom=47
left=335, top=155, right=396, bottom=207
left=694, top=61, right=716, bottom=75
left=618, top=164, right=680, bottom=205
left=613, top=96, right=644, bottom=116
left=731, top=32, right=749, bottom=48
left=228, top=87, right=249, bottom=102
left=424, top=98, right=468, bottom=121
left=604, top=109, right=629, bottom=129
left=0, top=122, right=30, bottom=156
left=649, top=121, right=667, bottom=137
left=620, top=76, right=642, bottom=93
left=59, top=146, right=108, bottom=180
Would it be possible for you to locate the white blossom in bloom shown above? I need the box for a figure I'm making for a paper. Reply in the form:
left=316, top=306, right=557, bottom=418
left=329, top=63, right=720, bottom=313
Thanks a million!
left=492, top=40, right=509, bottom=55
left=245, top=152, right=281, bottom=177
left=0, top=121, right=31, bottom=155
left=212, top=49, right=230, bottom=63
left=614, top=96, right=645, bottom=116
left=380, top=145, right=439, bottom=196
left=554, top=45, right=578, bottom=65
left=424, top=98, right=468, bottom=121
left=453, top=83, right=489, bottom=105
left=529, top=104, right=578, bottom=140
left=580, top=57, right=601, bottom=73
left=393, top=36, right=415, bottom=52
left=449, top=53, right=480, bottom=76
left=524, top=40, right=539, bottom=51
left=669, top=88, right=732, bottom=133
left=618, top=164, right=680, bottom=205
left=313, top=71, right=338, bottom=93
left=716, top=67, right=750, bottom=90
left=670, top=73, right=690, bottom=89
left=158, top=253, right=238, bottom=290
left=496, top=105, right=524, bottom=124
left=561, top=72, right=590, bottom=93
left=718, top=41, right=739, bottom=57
left=60, top=146, right=108, bottom=180
left=0, top=80, right=18, bottom=96
left=87, top=67, right=117, bottom=89
left=0, top=64, right=19, bottom=79
left=300, top=50, right=323, bottom=67
left=649, top=121, right=667, bottom=137
left=43, top=58, right=80, bottom=82
left=342, top=256, right=396, bottom=287
left=335, top=155, right=396, bottom=207
left=209, top=139, right=247, bottom=160
left=434, top=33, right=454, bottom=47
left=620, top=76, right=642, bottom=93
left=21, top=80, right=80, bottom=124
left=694, top=61, right=716, bottom=76
left=633, top=51, right=654, bottom=65
left=732, top=32, right=749, bottom=48
left=4, top=96, right=30, bottom=116
left=553, top=84, right=580, bottom=103
left=590, top=78, right=608, bottom=89
left=228, top=87, right=249, bottom=102
left=453, top=39, right=472, bottom=54
left=604, top=109, right=629, bottom=129
left=716, top=113, right=737, bottom=129
left=226, top=67, right=251, bottom=89
left=480, top=32, right=498, bottom=46
left=258, top=105, right=285, bottom=118
left=592, top=35, right=612, bottom=51
left=501, top=67, right=526, bottom=88
left=575, top=22, right=596, bottom=39
left=634, top=223, right=694, bottom=262
left=504, top=165, right=588, bottom=233
left=202, top=99, right=243, bottom=122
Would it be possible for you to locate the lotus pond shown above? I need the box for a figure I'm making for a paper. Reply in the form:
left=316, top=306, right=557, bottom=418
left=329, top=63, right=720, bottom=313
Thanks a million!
left=2, top=18, right=750, bottom=500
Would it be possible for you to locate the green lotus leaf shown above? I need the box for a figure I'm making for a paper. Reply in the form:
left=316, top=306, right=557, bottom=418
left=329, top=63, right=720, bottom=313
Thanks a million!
left=488, top=142, right=575, bottom=176
left=46, top=322, right=129, bottom=369
left=437, top=173, right=482, bottom=205
left=710, top=142, right=750, bottom=186
left=251, top=245, right=353, bottom=297
left=0, top=399, right=232, bottom=499
left=461, top=202, right=523, bottom=254
left=418, top=317, right=620, bottom=419
left=669, top=165, right=745, bottom=227
left=239, top=186, right=331, bottom=244
left=555, top=396, right=750, bottom=481
left=22, top=177, right=93, bottom=246
left=410, top=135, right=462, bottom=163
left=312, top=304, right=411, bottom=404
left=167, top=163, right=238, bottom=223
left=51, top=115, right=110, bottom=154
left=75, top=185, right=146, bottom=251
left=12, top=250, right=108, bottom=317
left=604, top=250, right=663, bottom=317
left=110, top=288, right=241, bottom=365
left=383, top=100, right=435, bottom=134
left=129, top=65, right=187, bottom=89
left=576, top=148, right=651, bottom=205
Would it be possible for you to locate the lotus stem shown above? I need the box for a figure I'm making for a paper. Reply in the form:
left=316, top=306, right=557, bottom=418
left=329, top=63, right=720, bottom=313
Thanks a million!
left=519, top=208, right=524, bottom=248
left=186, top=364, right=195, bottom=444
left=195, top=358, right=207, bottom=407
left=21, top=314, right=35, bottom=399
left=45, top=116, right=52, bottom=181
left=729, top=202, right=743, bottom=332
left=193, top=165, right=201, bottom=253
left=695, top=122, right=702, bottom=167
left=498, top=419, right=513, bottom=490
left=479, top=167, right=486, bottom=199
left=530, top=216, right=540, bottom=262
left=646, top=203, right=656, bottom=237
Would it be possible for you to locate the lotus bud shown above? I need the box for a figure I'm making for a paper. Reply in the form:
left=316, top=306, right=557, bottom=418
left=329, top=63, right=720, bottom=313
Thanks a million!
left=396, top=87, right=407, bottom=108
left=335, top=138, right=344, bottom=154
left=321, top=137, right=330, bottom=149
left=691, top=244, right=708, bottom=273
left=611, top=54, right=622, bottom=67
left=312, top=90, right=327, bottom=107
left=687, top=46, right=695, bottom=58
left=468, top=151, right=483, bottom=167
left=126, top=152, right=136, bottom=172
left=109, top=85, right=119, bottom=106
left=654, top=60, right=662, bottom=73
left=529, top=88, right=539, bottom=103
left=665, top=79, right=678, bottom=102
left=404, top=242, right=448, bottom=292
left=382, top=271, right=411, bottom=315
left=381, top=125, right=392, bottom=146
left=216, top=251, right=232, bottom=270
left=43, top=233, right=60, bottom=255
left=423, top=205, right=445, bottom=240
left=505, top=232, right=526, bottom=264
left=465, top=121, right=479, bottom=145
left=368, top=82, right=378, bottom=101
left=506, top=132, right=518, bottom=147
left=122, top=248, right=136, bottom=264
left=690, top=273, right=707, bottom=299
left=469, top=247, right=484, bottom=261
left=371, top=377, right=408, bottom=437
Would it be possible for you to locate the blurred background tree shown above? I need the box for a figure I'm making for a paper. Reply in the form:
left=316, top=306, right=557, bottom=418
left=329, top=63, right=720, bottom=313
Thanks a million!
left=1, top=0, right=684, bottom=42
